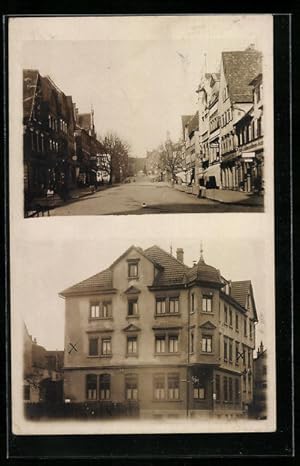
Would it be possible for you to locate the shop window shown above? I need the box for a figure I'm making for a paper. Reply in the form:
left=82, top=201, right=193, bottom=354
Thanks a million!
left=125, top=374, right=138, bottom=400
left=193, top=378, right=205, bottom=399
left=167, top=374, right=180, bottom=400
left=99, top=374, right=110, bottom=400
left=86, top=374, right=97, bottom=400
left=154, top=375, right=165, bottom=400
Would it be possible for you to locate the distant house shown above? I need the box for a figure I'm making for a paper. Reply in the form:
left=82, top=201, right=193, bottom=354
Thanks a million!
left=252, top=342, right=267, bottom=419
left=23, top=324, right=64, bottom=403
left=60, top=245, right=258, bottom=419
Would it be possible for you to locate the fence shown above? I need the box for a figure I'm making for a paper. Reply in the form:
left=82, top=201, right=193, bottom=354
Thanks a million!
left=24, top=401, right=140, bottom=420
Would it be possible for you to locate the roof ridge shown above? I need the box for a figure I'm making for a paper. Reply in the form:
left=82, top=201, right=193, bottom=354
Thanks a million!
left=144, top=245, right=189, bottom=269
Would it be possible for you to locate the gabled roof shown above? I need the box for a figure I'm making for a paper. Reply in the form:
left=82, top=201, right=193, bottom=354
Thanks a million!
left=144, top=245, right=189, bottom=287
left=231, top=280, right=258, bottom=320
left=124, top=286, right=141, bottom=295
left=199, top=320, right=216, bottom=329
left=23, top=69, right=39, bottom=120
left=123, top=324, right=141, bottom=332
left=222, top=49, right=262, bottom=103
left=188, top=111, right=199, bottom=135
left=187, top=257, right=223, bottom=287
left=60, top=268, right=114, bottom=296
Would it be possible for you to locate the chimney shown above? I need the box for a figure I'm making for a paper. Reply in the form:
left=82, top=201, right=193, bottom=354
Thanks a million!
left=176, top=248, right=184, bottom=263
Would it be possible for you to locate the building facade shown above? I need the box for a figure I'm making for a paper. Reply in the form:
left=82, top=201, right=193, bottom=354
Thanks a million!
left=252, top=342, right=267, bottom=419
left=61, top=245, right=258, bottom=419
left=218, top=46, right=262, bottom=191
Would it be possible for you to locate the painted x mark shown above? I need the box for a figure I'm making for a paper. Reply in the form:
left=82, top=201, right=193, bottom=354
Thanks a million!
left=68, top=342, right=78, bottom=354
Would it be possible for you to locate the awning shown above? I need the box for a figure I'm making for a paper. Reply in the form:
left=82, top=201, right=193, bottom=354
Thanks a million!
left=203, top=163, right=221, bottom=178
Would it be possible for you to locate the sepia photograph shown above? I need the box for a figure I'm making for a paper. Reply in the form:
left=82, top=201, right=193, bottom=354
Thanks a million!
left=18, top=16, right=271, bottom=217
left=8, top=14, right=277, bottom=442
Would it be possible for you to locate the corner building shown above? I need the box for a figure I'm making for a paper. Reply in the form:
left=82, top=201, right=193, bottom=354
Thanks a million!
left=60, top=246, right=258, bottom=419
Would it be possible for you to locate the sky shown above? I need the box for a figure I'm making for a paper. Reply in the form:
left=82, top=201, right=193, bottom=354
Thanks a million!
left=20, top=15, right=272, bottom=157
left=12, top=215, right=271, bottom=351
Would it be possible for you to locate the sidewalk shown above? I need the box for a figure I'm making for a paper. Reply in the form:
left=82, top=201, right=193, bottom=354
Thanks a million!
left=172, top=184, right=264, bottom=207
left=26, top=184, right=115, bottom=216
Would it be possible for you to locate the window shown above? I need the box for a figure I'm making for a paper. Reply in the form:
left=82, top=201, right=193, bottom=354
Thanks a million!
left=86, top=374, right=97, bottom=400
left=101, top=337, right=112, bottom=356
left=125, top=375, right=138, bottom=400
left=89, top=337, right=98, bottom=356
left=228, top=378, right=233, bottom=402
left=223, top=376, right=228, bottom=402
left=235, top=314, right=239, bottom=331
left=128, top=299, right=138, bottom=316
left=229, top=340, right=233, bottom=363
left=189, top=331, right=194, bottom=353
left=248, top=373, right=252, bottom=392
left=169, top=297, right=179, bottom=314
left=191, top=293, right=195, bottom=313
left=90, top=304, right=100, bottom=319
left=263, top=365, right=267, bottom=376
left=235, top=378, right=240, bottom=402
left=215, top=375, right=220, bottom=401
left=229, top=308, right=233, bottom=327
left=168, top=335, right=179, bottom=353
left=202, top=335, right=212, bottom=353
left=41, top=134, right=44, bottom=152
left=249, top=321, right=253, bottom=339
left=24, top=385, right=30, bottom=401
left=99, top=374, right=110, bottom=400
left=242, top=345, right=246, bottom=366
left=154, top=375, right=165, bottom=400
left=248, top=349, right=251, bottom=368
left=127, top=336, right=137, bottom=355
left=193, top=378, right=205, bottom=399
left=244, top=318, right=248, bottom=337
left=102, top=302, right=112, bottom=318
left=168, top=374, right=180, bottom=400
left=155, top=335, right=166, bottom=353
left=202, top=296, right=212, bottom=312
left=156, top=298, right=166, bottom=314
left=224, top=305, right=228, bottom=325
left=128, top=262, right=138, bottom=278
left=224, top=339, right=228, bottom=361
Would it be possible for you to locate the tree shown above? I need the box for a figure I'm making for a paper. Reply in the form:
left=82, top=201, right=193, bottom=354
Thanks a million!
left=100, top=132, right=130, bottom=184
left=158, top=139, right=184, bottom=182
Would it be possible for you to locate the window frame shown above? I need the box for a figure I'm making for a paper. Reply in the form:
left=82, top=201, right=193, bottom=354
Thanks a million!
left=99, top=374, right=111, bottom=400
left=88, top=337, right=99, bottom=356
left=101, top=336, right=112, bottom=356
left=125, top=374, right=138, bottom=401
left=202, top=295, right=212, bottom=313
left=128, top=261, right=139, bottom=279
left=128, top=298, right=139, bottom=317
left=127, top=335, right=138, bottom=355
left=201, top=335, right=212, bottom=353
left=86, top=374, right=97, bottom=400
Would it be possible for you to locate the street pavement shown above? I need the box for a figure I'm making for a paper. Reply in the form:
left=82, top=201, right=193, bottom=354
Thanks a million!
left=50, top=177, right=263, bottom=215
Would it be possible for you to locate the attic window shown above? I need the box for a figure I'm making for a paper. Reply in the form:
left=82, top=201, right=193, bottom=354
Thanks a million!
left=128, top=262, right=138, bottom=278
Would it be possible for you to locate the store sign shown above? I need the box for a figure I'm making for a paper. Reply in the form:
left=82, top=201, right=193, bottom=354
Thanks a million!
left=242, top=152, right=255, bottom=159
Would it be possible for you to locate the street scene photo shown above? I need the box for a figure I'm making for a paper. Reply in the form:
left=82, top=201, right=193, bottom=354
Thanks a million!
left=22, top=16, right=268, bottom=216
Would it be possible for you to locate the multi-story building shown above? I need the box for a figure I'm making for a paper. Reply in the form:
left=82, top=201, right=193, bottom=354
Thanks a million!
left=196, top=73, right=221, bottom=189
left=233, top=73, right=264, bottom=193
left=60, top=245, right=258, bottom=419
left=23, top=70, right=77, bottom=203
left=181, top=113, right=200, bottom=190
left=252, top=342, right=267, bottom=419
left=218, top=46, right=262, bottom=190
left=23, top=324, right=64, bottom=403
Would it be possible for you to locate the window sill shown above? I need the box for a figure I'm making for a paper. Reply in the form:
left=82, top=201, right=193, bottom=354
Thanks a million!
left=200, top=311, right=214, bottom=315
left=128, top=276, right=139, bottom=280
left=88, top=317, right=113, bottom=322
left=155, top=313, right=181, bottom=317
left=154, top=352, right=181, bottom=356
left=127, top=315, right=140, bottom=319
left=201, top=352, right=215, bottom=356
left=126, top=354, right=138, bottom=358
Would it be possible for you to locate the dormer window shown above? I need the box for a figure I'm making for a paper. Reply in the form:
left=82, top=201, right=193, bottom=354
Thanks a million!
left=128, top=261, right=139, bottom=278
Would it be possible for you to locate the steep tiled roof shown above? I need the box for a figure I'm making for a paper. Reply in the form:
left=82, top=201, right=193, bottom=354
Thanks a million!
left=188, top=112, right=199, bottom=135
left=187, top=258, right=223, bottom=286
left=222, top=49, right=262, bottom=103
left=230, top=280, right=251, bottom=308
left=144, top=245, right=189, bottom=287
left=61, top=268, right=113, bottom=296
left=23, top=69, right=39, bottom=119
